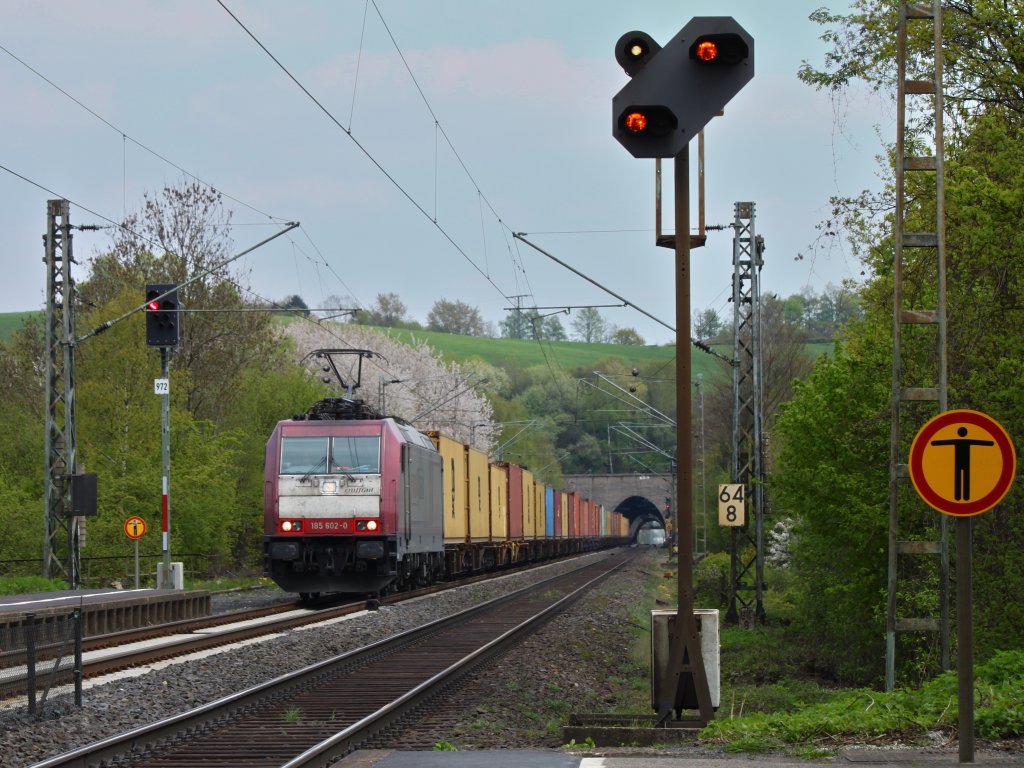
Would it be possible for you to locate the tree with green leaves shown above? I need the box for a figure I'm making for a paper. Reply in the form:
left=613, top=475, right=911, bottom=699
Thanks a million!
left=353, top=292, right=418, bottom=328
left=541, top=314, right=567, bottom=341
left=610, top=327, right=645, bottom=345
left=279, top=294, right=310, bottom=317
left=799, top=1, right=1024, bottom=133
left=693, top=308, right=722, bottom=341
left=426, top=299, right=485, bottom=336
left=500, top=308, right=540, bottom=339
left=83, top=181, right=279, bottom=424
left=773, top=2, right=1024, bottom=685
left=571, top=307, right=608, bottom=343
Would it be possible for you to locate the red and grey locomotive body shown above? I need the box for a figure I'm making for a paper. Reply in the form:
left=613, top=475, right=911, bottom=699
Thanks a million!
left=263, top=398, right=443, bottom=596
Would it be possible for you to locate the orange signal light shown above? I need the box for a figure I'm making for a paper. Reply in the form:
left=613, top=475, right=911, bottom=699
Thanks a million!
left=694, top=40, right=718, bottom=62
left=624, top=111, right=648, bottom=133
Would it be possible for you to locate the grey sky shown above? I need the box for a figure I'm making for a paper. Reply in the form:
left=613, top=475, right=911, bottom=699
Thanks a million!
left=0, top=1, right=885, bottom=344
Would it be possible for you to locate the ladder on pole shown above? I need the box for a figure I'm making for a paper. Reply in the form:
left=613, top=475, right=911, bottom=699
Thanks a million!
left=887, top=0, right=950, bottom=690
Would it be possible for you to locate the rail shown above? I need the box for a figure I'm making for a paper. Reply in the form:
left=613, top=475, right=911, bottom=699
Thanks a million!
left=31, top=551, right=632, bottom=768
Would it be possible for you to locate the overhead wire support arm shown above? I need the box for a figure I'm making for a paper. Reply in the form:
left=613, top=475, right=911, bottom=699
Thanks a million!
left=513, top=232, right=671, bottom=333
left=492, top=420, right=539, bottom=460
left=410, top=376, right=489, bottom=423
left=506, top=303, right=627, bottom=317
left=583, top=370, right=676, bottom=426
left=73, top=221, right=300, bottom=345
left=610, top=424, right=674, bottom=461
left=513, top=232, right=734, bottom=365
left=181, top=307, right=360, bottom=316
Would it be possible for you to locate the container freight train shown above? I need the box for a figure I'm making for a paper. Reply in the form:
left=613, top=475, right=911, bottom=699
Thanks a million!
left=263, top=397, right=629, bottom=597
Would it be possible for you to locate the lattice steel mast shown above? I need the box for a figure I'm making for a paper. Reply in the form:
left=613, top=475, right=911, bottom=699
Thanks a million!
left=43, top=199, right=80, bottom=586
left=726, top=201, right=765, bottom=624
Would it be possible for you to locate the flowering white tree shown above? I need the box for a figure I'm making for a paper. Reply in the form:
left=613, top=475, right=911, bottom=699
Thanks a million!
left=284, top=323, right=495, bottom=452
left=766, top=517, right=794, bottom=568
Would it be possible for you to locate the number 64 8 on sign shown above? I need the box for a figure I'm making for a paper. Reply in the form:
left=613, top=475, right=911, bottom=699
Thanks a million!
left=718, top=483, right=746, bottom=527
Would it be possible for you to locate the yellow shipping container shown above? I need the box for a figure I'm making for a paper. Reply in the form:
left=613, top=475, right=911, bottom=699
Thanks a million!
left=467, top=447, right=491, bottom=542
left=559, top=491, right=569, bottom=539
left=521, top=469, right=536, bottom=539
left=429, top=432, right=469, bottom=544
left=489, top=463, right=508, bottom=542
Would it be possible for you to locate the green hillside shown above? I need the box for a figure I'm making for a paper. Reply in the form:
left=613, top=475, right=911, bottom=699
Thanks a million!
left=381, top=327, right=731, bottom=381
left=4, top=312, right=824, bottom=381
left=0, top=312, right=38, bottom=342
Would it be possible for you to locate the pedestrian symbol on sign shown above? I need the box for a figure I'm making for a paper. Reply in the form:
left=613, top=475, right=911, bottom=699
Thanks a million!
left=909, top=410, right=1015, bottom=517
left=124, top=515, right=147, bottom=540
left=929, top=427, right=994, bottom=501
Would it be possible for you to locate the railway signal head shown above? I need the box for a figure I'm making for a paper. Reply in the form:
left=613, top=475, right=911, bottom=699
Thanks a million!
left=615, top=31, right=661, bottom=76
left=612, top=17, right=754, bottom=158
left=145, top=283, right=181, bottom=347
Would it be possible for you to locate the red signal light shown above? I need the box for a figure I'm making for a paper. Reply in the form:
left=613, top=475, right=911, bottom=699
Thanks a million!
left=617, top=106, right=678, bottom=139
left=624, top=111, right=648, bottom=133
left=694, top=40, right=718, bottom=62
left=689, top=34, right=749, bottom=66
left=147, top=300, right=160, bottom=311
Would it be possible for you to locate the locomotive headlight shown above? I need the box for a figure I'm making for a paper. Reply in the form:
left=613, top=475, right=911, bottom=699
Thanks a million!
left=282, top=520, right=292, bottom=532
left=365, top=520, right=379, bottom=531
left=320, top=479, right=339, bottom=494
left=281, top=520, right=302, bottom=533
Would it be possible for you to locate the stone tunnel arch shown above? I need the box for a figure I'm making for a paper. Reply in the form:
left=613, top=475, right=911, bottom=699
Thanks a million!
left=614, top=495, right=665, bottom=541
left=562, top=473, right=673, bottom=542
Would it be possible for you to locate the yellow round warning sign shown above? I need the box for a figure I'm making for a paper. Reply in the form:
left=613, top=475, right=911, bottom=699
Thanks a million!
left=909, top=409, right=1016, bottom=517
left=124, top=515, right=147, bottom=540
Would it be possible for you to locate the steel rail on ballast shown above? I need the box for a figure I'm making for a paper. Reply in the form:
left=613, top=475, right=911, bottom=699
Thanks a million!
left=30, top=552, right=632, bottom=768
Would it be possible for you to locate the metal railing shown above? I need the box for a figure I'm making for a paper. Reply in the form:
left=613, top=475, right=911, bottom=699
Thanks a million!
left=0, top=609, right=82, bottom=717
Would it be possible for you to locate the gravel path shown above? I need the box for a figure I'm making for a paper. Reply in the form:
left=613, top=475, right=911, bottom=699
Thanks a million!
left=2, top=550, right=652, bottom=767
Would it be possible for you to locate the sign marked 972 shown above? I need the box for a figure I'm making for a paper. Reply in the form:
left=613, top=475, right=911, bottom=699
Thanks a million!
left=718, top=483, right=746, bottom=527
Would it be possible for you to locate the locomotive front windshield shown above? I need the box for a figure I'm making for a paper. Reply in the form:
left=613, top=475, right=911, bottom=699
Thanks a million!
left=280, top=435, right=381, bottom=475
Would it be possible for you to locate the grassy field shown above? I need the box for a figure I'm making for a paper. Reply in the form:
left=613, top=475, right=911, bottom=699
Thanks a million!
left=0, top=311, right=37, bottom=341
left=381, top=327, right=732, bottom=381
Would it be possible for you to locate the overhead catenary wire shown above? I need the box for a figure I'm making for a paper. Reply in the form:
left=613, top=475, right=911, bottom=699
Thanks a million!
left=0, top=42, right=287, bottom=226
left=3, top=25, right=391, bottom=327
left=7, top=4, right=693, bottom=410
left=215, top=0, right=514, bottom=308
left=0, top=17, right=490, bottom=436
left=513, top=232, right=733, bottom=364
left=214, top=1, right=644, bottom=397
left=75, top=222, right=300, bottom=345
left=0, top=38, right=361, bottom=316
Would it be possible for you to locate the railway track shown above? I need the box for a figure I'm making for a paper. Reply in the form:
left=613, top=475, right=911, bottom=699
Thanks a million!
left=31, top=550, right=632, bottom=768
left=4, top=555, right=597, bottom=697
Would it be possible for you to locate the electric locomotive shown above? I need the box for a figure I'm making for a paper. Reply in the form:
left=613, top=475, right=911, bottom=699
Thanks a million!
left=263, top=396, right=445, bottom=597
